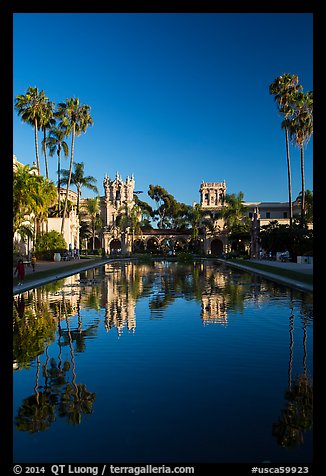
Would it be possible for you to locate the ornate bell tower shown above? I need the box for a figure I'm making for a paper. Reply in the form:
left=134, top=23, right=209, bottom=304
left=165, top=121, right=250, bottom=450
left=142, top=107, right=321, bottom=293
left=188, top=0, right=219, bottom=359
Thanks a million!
left=101, top=172, right=135, bottom=254
left=199, top=180, right=226, bottom=208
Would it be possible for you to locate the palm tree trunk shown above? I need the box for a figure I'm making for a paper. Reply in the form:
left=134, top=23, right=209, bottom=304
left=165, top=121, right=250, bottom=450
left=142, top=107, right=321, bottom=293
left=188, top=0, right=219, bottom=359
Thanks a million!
left=57, top=150, right=61, bottom=216
left=34, top=118, right=41, bottom=175
left=43, top=128, right=49, bottom=179
left=61, top=125, right=75, bottom=234
left=285, top=128, right=293, bottom=228
left=77, top=184, right=81, bottom=215
left=300, top=146, right=305, bottom=228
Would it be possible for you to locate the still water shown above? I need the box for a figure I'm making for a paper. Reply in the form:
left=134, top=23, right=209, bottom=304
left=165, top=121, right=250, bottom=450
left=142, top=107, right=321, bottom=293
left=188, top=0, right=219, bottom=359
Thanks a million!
left=13, top=260, right=313, bottom=463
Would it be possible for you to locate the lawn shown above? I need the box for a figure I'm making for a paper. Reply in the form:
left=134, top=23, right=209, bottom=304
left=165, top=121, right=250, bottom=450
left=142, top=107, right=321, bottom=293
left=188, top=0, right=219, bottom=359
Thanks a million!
left=229, top=259, right=313, bottom=285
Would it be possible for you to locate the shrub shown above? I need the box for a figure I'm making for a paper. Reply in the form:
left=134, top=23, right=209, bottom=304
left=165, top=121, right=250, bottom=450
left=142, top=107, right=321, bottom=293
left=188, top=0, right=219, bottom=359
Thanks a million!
left=177, top=252, right=193, bottom=264
left=35, top=231, right=67, bottom=260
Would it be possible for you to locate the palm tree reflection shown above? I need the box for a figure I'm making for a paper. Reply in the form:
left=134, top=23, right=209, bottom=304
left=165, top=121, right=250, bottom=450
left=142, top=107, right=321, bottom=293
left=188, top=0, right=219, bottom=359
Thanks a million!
left=14, top=291, right=96, bottom=433
left=58, top=295, right=96, bottom=424
left=272, top=300, right=313, bottom=448
left=15, top=355, right=56, bottom=433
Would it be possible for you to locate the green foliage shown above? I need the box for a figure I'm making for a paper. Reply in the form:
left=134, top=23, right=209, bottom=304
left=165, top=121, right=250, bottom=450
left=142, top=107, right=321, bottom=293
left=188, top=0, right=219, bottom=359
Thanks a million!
left=260, top=221, right=313, bottom=258
left=13, top=299, right=57, bottom=370
left=148, top=184, right=191, bottom=229
left=177, top=252, right=193, bottom=264
left=35, top=230, right=67, bottom=259
left=13, top=163, right=57, bottom=236
left=272, top=375, right=313, bottom=448
left=15, top=87, right=51, bottom=175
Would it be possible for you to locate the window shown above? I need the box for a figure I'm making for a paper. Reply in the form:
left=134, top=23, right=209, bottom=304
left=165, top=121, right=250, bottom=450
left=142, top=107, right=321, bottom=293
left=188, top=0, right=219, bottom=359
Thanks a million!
left=266, top=212, right=270, bottom=219
left=283, top=212, right=287, bottom=218
left=248, top=212, right=253, bottom=219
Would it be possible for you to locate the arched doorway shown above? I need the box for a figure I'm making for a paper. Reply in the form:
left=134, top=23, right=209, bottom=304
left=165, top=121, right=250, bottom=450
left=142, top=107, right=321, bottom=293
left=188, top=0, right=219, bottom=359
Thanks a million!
left=147, top=238, right=159, bottom=253
left=110, top=239, right=122, bottom=254
left=160, top=238, right=173, bottom=254
left=133, top=239, right=145, bottom=252
left=211, top=238, right=223, bottom=256
left=174, top=238, right=188, bottom=252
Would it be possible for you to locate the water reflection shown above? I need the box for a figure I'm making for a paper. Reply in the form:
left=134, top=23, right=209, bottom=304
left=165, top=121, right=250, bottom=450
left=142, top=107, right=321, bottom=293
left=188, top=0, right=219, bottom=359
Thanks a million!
left=272, top=299, right=313, bottom=448
left=14, top=291, right=96, bottom=432
left=102, top=263, right=138, bottom=335
left=13, top=260, right=313, bottom=459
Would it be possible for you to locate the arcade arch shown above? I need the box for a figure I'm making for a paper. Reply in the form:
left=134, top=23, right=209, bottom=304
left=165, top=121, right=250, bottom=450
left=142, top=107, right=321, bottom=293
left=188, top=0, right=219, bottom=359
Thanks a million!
left=210, top=238, right=224, bottom=256
left=110, top=239, right=122, bottom=253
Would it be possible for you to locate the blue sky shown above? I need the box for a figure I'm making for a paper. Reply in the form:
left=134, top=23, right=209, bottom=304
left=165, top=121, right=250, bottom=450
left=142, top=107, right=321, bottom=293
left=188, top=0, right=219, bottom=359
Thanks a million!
left=13, top=12, right=313, bottom=206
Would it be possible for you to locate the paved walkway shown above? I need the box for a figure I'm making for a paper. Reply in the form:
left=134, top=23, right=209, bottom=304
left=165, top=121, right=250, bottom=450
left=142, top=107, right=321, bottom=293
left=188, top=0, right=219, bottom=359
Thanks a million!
left=13, top=258, right=107, bottom=295
left=15, top=258, right=97, bottom=275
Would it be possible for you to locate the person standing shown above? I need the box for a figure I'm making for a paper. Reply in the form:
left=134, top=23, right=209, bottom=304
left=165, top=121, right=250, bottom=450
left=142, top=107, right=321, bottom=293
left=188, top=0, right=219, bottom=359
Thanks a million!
left=14, top=259, right=25, bottom=286
left=31, top=254, right=37, bottom=272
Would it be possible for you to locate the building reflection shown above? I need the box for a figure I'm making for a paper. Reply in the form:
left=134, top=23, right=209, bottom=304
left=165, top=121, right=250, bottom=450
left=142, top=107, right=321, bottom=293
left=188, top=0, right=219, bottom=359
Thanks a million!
left=201, top=293, right=228, bottom=325
left=101, top=262, right=150, bottom=335
left=13, top=259, right=313, bottom=445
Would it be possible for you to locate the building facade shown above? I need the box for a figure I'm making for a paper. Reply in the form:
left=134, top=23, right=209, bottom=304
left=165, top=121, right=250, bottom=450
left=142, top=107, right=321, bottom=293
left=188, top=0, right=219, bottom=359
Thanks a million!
left=100, top=172, right=136, bottom=254
left=14, top=150, right=310, bottom=259
left=98, top=175, right=309, bottom=257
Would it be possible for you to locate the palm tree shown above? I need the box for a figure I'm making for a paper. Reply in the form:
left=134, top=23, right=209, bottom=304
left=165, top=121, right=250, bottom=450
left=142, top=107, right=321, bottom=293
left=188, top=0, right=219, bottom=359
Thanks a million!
left=13, top=164, right=37, bottom=237
left=15, top=87, right=50, bottom=175
left=13, top=163, right=56, bottom=238
left=288, top=91, right=313, bottom=228
left=296, top=189, right=313, bottom=225
left=60, top=162, right=98, bottom=215
left=220, top=192, right=250, bottom=253
left=118, top=203, right=142, bottom=253
left=33, top=177, right=57, bottom=236
left=46, top=126, right=69, bottom=216
left=269, top=74, right=301, bottom=228
left=40, top=101, right=56, bottom=179
left=221, top=192, right=249, bottom=230
left=81, top=197, right=102, bottom=250
left=189, top=203, right=203, bottom=241
left=55, top=98, right=94, bottom=234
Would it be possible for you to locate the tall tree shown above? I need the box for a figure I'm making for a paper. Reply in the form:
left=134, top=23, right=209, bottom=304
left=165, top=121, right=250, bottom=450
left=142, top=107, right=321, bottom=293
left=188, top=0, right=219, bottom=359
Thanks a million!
left=220, top=192, right=249, bottom=230
left=80, top=197, right=102, bottom=250
left=60, top=162, right=98, bottom=215
left=15, top=87, right=50, bottom=175
left=189, top=203, right=204, bottom=241
left=221, top=192, right=250, bottom=254
left=46, top=126, right=69, bottom=216
left=33, top=177, right=57, bottom=236
left=118, top=203, right=142, bottom=253
left=40, top=101, right=56, bottom=179
left=55, top=98, right=94, bottom=234
left=269, top=74, right=301, bottom=228
left=148, top=184, right=181, bottom=228
left=296, top=189, right=313, bottom=225
left=13, top=163, right=56, bottom=238
left=134, top=195, right=154, bottom=229
left=288, top=91, right=313, bottom=228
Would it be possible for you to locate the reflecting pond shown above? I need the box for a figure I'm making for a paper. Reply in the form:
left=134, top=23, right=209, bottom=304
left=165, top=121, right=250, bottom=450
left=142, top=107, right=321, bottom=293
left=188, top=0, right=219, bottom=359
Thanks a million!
left=13, top=260, right=313, bottom=463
